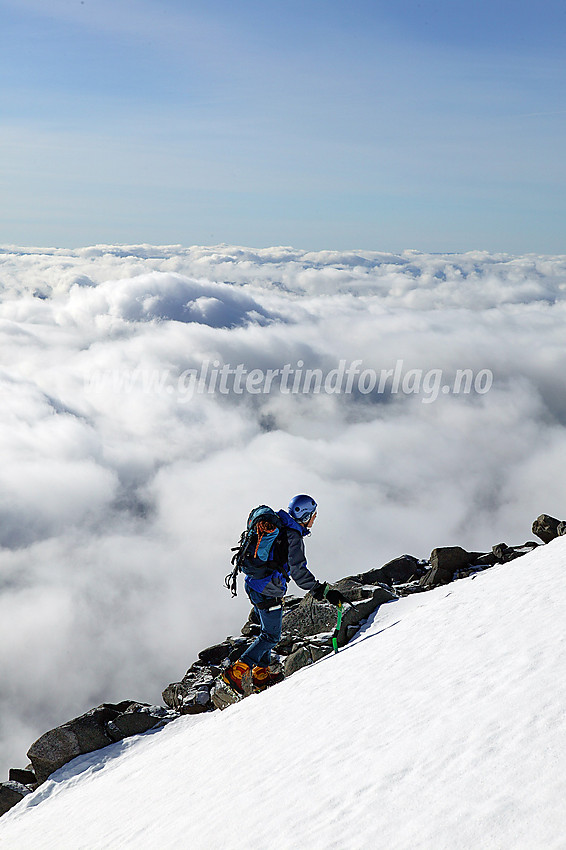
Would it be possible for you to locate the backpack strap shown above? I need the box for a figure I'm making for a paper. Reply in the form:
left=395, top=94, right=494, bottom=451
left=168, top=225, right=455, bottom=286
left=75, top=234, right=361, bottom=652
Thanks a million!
left=225, top=563, right=240, bottom=597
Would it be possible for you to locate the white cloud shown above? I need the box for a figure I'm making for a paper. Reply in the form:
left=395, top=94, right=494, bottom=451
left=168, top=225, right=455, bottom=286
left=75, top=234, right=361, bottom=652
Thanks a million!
left=0, top=243, right=565, bottom=775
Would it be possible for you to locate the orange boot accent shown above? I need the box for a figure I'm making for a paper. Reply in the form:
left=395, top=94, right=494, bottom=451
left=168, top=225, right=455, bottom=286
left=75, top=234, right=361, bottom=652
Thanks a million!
left=252, top=664, right=285, bottom=691
left=222, top=660, right=252, bottom=696
left=252, top=666, right=271, bottom=692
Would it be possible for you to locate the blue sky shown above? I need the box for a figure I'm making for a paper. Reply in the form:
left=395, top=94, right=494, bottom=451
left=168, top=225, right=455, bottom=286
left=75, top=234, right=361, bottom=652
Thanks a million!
left=1, top=0, right=565, bottom=252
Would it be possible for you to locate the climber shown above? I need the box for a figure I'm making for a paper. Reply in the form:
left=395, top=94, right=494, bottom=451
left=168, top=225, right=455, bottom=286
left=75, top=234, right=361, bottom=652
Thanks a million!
left=222, top=494, right=348, bottom=696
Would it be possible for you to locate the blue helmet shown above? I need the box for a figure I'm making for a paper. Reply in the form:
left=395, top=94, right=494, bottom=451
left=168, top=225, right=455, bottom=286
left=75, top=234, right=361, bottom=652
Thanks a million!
left=288, top=494, right=317, bottom=523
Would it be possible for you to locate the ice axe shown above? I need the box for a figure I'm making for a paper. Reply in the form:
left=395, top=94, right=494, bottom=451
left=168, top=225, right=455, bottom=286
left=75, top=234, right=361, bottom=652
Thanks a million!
left=331, top=598, right=357, bottom=654
left=331, top=602, right=343, bottom=654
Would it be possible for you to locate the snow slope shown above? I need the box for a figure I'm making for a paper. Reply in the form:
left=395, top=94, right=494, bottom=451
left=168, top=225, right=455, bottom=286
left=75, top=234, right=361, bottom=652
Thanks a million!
left=2, top=538, right=566, bottom=850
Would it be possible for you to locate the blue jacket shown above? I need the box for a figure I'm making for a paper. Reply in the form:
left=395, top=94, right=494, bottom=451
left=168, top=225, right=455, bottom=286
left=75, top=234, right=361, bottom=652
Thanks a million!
left=244, top=509, right=319, bottom=598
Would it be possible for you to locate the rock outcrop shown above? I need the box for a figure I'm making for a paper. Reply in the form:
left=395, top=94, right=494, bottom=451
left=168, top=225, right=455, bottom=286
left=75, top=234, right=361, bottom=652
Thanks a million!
left=2, top=510, right=565, bottom=820
left=162, top=579, right=397, bottom=713
left=0, top=782, right=32, bottom=817
left=417, top=546, right=475, bottom=588
left=532, top=514, right=565, bottom=544
left=162, top=512, right=566, bottom=710
left=27, top=701, right=175, bottom=785
left=352, top=555, right=425, bottom=587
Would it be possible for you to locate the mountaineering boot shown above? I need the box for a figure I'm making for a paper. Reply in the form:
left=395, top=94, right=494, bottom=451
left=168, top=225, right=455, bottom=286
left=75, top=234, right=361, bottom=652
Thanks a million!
left=252, top=663, right=285, bottom=692
left=212, top=660, right=255, bottom=711
left=211, top=677, right=243, bottom=711
left=222, top=660, right=253, bottom=696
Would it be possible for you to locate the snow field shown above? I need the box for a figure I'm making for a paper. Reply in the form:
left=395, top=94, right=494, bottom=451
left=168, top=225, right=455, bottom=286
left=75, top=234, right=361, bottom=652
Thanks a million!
left=1, top=538, right=566, bottom=849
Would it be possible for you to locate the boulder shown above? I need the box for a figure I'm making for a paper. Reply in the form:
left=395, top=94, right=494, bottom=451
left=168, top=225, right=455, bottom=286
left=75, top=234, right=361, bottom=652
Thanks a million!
left=198, top=639, right=247, bottom=666
left=431, top=546, right=472, bottom=572
left=280, top=596, right=336, bottom=645
left=334, top=578, right=396, bottom=605
left=492, top=543, right=512, bottom=562
left=162, top=681, right=214, bottom=715
left=28, top=708, right=113, bottom=783
left=27, top=702, right=170, bottom=784
left=532, top=515, right=564, bottom=544
left=492, top=541, right=539, bottom=564
left=0, top=781, right=32, bottom=816
left=106, top=706, right=169, bottom=742
left=418, top=546, right=472, bottom=588
left=284, top=643, right=332, bottom=676
left=8, top=768, right=36, bottom=787
left=471, top=552, right=499, bottom=568
left=355, top=555, right=423, bottom=587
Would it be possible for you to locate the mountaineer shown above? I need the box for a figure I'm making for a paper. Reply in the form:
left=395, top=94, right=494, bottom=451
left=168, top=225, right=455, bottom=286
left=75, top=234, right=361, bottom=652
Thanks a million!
left=221, top=494, right=347, bottom=698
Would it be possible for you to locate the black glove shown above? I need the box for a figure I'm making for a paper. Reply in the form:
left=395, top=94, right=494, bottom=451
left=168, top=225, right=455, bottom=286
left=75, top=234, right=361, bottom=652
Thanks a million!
left=324, top=587, right=349, bottom=607
left=310, top=581, right=327, bottom=601
left=310, top=582, right=348, bottom=607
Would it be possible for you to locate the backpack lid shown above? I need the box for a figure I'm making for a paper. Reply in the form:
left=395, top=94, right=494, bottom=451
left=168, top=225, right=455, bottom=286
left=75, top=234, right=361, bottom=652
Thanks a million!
left=246, top=505, right=283, bottom=531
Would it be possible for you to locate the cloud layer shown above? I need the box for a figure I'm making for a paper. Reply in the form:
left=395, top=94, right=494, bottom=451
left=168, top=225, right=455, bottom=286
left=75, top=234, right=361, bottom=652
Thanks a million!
left=1, top=244, right=565, bottom=774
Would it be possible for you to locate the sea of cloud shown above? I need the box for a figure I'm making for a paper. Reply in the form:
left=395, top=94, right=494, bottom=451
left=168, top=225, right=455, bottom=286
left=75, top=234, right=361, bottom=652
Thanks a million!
left=1, top=243, right=565, bottom=776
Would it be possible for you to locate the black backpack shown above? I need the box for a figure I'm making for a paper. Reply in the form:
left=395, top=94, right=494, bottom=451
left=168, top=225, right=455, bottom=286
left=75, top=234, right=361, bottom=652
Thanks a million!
left=225, top=505, right=289, bottom=596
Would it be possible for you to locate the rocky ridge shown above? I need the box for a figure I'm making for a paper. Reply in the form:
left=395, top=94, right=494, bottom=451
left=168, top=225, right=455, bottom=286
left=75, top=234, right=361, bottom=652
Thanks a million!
left=1, top=512, right=564, bottom=818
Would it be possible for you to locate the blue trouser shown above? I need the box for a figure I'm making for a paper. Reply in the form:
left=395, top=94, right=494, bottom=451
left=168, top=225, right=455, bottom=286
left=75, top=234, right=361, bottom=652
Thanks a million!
left=239, top=587, right=283, bottom=668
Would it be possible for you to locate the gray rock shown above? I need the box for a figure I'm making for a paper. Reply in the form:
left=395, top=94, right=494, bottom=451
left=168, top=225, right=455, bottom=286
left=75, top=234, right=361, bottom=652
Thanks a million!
left=162, top=682, right=212, bottom=714
left=284, top=645, right=313, bottom=676
left=272, top=632, right=297, bottom=656
left=27, top=702, right=170, bottom=784
left=532, top=514, right=564, bottom=544
left=106, top=706, right=165, bottom=742
left=333, top=578, right=396, bottom=606
left=345, top=625, right=360, bottom=641
left=418, top=547, right=472, bottom=588
left=198, top=641, right=237, bottom=665
left=28, top=712, right=111, bottom=784
left=0, top=781, right=32, bottom=816
left=240, top=617, right=261, bottom=638
left=280, top=582, right=395, bottom=645
left=201, top=637, right=251, bottom=663
left=282, top=594, right=341, bottom=638
left=492, top=541, right=539, bottom=564
left=354, top=555, right=423, bottom=586
left=284, top=643, right=333, bottom=676
left=472, top=552, right=499, bottom=568
left=431, top=546, right=472, bottom=572
left=8, top=768, right=36, bottom=787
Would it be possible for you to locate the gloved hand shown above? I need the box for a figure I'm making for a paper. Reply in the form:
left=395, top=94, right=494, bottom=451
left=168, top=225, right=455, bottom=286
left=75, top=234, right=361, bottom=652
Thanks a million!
left=310, top=582, right=348, bottom=606
left=324, top=587, right=349, bottom=607
left=310, top=581, right=327, bottom=601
